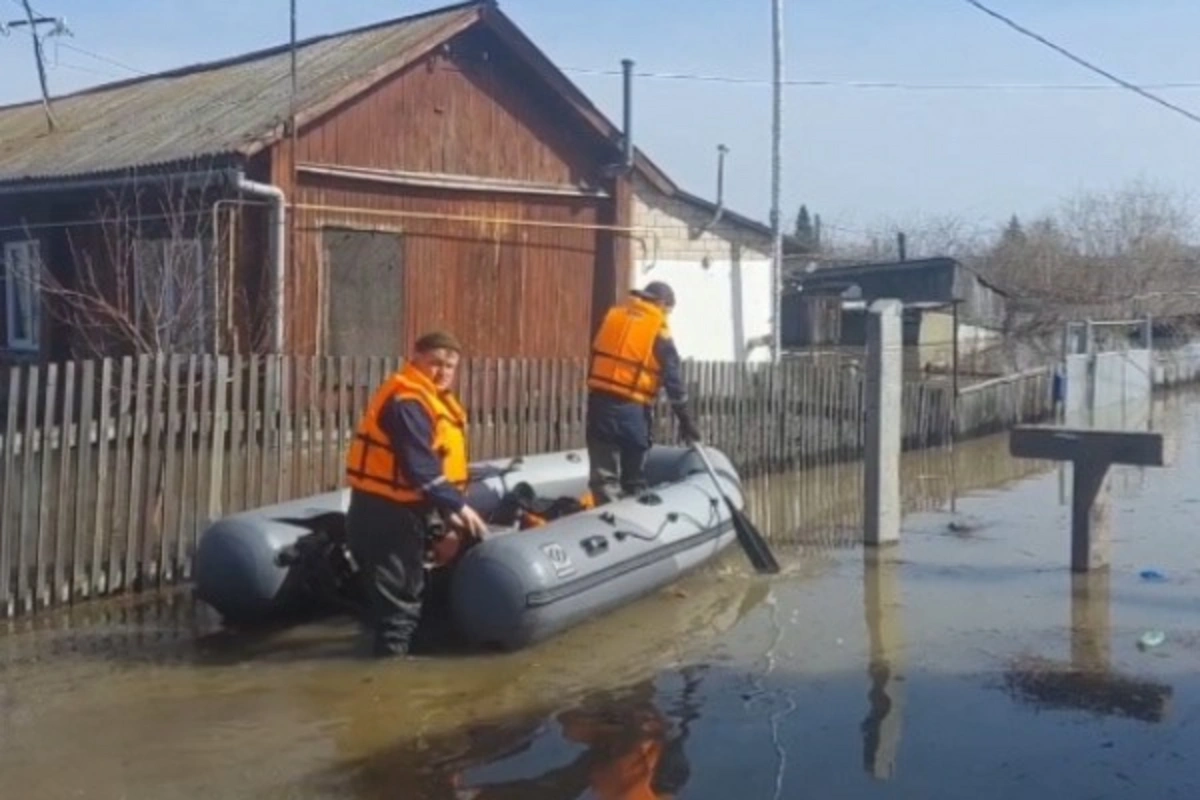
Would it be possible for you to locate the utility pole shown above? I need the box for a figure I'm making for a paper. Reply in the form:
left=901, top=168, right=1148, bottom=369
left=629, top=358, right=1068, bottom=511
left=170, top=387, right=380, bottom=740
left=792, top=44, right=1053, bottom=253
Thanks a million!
left=1, top=2, right=70, bottom=132
left=288, top=0, right=299, bottom=331
left=289, top=0, right=298, bottom=128
left=770, top=0, right=785, bottom=362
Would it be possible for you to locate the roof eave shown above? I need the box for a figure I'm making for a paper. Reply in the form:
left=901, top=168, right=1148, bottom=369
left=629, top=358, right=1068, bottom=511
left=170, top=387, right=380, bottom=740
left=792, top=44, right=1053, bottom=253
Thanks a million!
left=0, top=153, right=246, bottom=194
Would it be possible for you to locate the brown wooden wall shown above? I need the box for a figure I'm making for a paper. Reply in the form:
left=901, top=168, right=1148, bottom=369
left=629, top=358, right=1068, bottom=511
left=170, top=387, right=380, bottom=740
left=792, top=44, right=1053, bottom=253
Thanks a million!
left=256, top=23, right=629, bottom=360
left=296, top=26, right=613, bottom=184
left=287, top=179, right=603, bottom=359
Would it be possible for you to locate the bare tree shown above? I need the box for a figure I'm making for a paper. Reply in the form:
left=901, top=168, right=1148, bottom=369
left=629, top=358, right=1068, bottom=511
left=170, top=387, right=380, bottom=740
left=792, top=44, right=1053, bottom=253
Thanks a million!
left=11, top=162, right=273, bottom=360
left=819, top=212, right=991, bottom=265
left=984, top=180, right=1197, bottom=306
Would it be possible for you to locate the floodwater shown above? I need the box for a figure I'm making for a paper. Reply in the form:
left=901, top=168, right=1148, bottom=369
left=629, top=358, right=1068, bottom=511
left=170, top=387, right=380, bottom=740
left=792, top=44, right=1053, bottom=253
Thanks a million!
left=2, top=391, right=1199, bottom=799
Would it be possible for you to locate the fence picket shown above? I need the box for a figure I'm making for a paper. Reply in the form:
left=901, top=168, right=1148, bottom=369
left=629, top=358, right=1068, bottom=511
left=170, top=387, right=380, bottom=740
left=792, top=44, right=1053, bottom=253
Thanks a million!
left=141, top=354, right=167, bottom=586
left=53, top=360, right=76, bottom=603
left=161, top=356, right=182, bottom=584
left=72, top=360, right=95, bottom=599
left=1, top=367, right=20, bottom=616
left=35, top=363, right=58, bottom=609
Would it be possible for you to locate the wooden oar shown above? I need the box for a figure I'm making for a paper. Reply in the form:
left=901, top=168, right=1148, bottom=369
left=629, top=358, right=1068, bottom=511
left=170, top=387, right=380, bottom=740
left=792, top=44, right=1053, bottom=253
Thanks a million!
left=690, top=442, right=780, bottom=574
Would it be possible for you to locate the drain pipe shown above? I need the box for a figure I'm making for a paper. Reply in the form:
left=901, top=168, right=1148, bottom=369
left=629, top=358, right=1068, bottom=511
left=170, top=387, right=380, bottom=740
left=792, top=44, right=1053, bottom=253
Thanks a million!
left=235, top=173, right=287, bottom=352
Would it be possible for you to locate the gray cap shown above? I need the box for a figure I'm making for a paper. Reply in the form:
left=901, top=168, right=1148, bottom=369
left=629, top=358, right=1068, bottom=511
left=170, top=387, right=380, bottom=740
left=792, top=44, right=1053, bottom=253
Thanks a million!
left=636, top=281, right=676, bottom=307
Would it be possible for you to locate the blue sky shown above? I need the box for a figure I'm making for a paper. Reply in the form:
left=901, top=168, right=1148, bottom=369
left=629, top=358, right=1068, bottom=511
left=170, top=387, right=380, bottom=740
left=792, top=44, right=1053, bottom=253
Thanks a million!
left=3, top=0, right=1199, bottom=241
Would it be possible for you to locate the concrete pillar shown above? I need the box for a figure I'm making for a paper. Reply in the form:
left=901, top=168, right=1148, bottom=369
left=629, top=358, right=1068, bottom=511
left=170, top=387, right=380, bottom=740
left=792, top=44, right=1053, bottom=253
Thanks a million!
left=864, top=299, right=902, bottom=546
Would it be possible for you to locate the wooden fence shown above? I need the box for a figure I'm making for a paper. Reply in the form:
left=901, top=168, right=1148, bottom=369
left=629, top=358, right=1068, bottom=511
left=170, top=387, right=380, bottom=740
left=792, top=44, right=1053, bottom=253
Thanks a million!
left=955, top=366, right=1056, bottom=438
left=0, top=354, right=1054, bottom=618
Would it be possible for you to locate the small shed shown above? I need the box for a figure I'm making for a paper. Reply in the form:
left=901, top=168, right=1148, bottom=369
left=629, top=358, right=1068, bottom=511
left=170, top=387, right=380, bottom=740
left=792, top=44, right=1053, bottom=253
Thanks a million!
left=783, top=256, right=1011, bottom=374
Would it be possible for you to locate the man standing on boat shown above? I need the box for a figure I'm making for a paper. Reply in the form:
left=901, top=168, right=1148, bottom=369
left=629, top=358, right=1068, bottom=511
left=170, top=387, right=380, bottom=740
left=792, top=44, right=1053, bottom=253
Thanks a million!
left=585, top=281, right=702, bottom=506
left=344, top=330, right=489, bottom=657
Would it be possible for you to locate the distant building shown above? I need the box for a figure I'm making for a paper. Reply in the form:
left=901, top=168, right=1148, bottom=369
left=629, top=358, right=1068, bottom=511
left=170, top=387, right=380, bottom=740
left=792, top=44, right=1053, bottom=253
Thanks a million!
left=782, top=256, right=1010, bottom=374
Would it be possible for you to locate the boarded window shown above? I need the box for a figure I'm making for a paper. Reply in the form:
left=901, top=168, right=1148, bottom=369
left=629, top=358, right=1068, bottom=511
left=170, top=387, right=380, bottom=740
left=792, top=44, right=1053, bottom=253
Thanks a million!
left=324, top=228, right=404, bottom=358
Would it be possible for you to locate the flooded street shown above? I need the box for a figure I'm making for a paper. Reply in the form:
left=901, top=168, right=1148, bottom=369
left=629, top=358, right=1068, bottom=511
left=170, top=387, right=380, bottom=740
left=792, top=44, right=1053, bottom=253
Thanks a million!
left=3, top=391, right=1199, bottom=799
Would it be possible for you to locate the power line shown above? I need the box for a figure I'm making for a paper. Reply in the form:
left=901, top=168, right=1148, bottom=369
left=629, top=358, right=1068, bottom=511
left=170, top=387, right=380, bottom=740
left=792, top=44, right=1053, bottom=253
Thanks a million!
left=18, top=35, right=1200, bottom=96
left=562, top=66, right=1200, bottom=92
left=57, top=41, right=146, bottom=75
left=14, top=36, right=1200, bottom=98
left=961, top=0, right=1200, bottom=126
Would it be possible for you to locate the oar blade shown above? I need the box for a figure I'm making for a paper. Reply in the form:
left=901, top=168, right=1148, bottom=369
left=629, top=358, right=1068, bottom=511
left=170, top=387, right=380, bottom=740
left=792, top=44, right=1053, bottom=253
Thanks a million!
left=727, top=500, right=781, bottom=574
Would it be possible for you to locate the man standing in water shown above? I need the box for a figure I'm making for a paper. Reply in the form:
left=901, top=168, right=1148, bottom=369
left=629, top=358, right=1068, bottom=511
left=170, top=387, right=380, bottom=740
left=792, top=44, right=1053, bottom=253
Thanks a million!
left=585, top=281, right=702, bottom=505
left=344, top=331, right=488, bottom=657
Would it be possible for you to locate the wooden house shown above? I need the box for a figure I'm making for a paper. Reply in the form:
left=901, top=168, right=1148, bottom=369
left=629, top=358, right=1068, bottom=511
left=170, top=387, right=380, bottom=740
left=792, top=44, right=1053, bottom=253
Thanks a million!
left=0, top=0, right=710, bottom=364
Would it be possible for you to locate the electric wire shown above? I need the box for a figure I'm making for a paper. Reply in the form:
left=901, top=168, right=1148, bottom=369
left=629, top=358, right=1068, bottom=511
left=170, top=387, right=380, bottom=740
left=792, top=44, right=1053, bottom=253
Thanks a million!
left=961, top=0, right=1200, bottom=126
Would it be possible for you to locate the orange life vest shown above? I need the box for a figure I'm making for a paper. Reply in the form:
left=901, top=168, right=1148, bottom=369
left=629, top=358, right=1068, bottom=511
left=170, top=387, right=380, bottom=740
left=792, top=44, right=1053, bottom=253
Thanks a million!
left=587, top=296, right=669, bottom=405
left=518, top=491, right=597, bottom=529
left=344, top=362, right=469, bottom=506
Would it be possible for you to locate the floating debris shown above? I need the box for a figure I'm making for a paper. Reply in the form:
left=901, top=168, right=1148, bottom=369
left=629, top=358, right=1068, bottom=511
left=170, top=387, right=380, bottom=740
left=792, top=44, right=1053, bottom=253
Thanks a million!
left=1137, top=630, right=1166, bottom=651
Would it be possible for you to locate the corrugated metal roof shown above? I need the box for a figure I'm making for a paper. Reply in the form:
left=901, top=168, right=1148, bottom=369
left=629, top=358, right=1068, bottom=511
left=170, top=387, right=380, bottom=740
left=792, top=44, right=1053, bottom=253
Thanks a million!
left=0, top=2, right=482, bottom=185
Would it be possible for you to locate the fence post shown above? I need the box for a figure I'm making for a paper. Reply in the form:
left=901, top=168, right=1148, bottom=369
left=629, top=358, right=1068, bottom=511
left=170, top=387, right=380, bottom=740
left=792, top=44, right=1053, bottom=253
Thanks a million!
left=864, top=299, right=902, bottom=547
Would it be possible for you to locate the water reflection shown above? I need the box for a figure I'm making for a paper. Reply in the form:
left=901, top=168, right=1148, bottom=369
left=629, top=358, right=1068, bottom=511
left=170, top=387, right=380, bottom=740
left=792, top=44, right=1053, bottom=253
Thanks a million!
left=1002, top=571, right=1174, bottom=723
left=861, top=550, right=904, bottom=781
left=460, top=673, right=696, bottom=800
left=742, top=426, right=1053, bottom=552
left=331, top=672, right=699, bottom=800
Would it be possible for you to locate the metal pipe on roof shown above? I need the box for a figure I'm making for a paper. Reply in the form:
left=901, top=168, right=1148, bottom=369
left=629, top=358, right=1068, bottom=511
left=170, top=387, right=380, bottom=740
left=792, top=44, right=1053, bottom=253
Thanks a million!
left=699, top=144, right=728, bottom=233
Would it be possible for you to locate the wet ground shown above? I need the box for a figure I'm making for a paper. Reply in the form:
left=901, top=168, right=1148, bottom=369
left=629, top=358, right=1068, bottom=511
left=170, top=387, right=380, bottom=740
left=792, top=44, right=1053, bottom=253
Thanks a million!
left=2, top=390, right=1199, bottom=799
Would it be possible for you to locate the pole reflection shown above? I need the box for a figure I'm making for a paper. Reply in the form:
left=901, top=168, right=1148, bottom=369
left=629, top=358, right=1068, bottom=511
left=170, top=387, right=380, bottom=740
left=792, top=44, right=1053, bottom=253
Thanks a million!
left=860, top=549, right=905, bottom=781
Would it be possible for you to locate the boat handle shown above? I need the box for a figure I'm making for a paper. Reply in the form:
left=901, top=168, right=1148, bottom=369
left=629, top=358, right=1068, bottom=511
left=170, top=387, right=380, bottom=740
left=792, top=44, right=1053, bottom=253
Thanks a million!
left=580, top=535, right=609, bottom=556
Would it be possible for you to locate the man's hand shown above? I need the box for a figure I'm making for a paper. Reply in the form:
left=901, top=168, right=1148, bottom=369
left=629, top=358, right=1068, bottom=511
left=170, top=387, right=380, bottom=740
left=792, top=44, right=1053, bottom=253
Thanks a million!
left=674, top=405, right=702, bottom=444
left=448, top=504, right=489, bottom=541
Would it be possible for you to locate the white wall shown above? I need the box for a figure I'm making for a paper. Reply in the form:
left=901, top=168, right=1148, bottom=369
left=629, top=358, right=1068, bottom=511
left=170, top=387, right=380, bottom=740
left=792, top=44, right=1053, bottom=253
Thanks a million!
left=958, top=322, right=1002, bottom=354
left=633, top=257, right=773, bottom=363
left=630, top=174, right=773, bottom=363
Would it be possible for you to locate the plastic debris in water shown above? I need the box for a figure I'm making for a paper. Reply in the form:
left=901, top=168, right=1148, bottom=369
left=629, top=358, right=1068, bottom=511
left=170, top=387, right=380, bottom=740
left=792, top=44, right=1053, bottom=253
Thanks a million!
left=1139, top=569, right=1168, bottom=582
left=1137, top=630, right=1166, bottom=650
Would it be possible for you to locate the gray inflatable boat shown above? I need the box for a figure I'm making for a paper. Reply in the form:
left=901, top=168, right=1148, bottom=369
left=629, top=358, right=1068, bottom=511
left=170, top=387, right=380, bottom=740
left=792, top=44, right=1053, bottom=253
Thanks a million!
left=193, top=444, right=746, bottom=651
